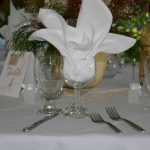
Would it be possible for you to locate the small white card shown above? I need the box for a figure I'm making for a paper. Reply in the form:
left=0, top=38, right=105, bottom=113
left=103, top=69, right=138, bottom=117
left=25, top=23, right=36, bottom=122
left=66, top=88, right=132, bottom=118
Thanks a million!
left=0, top=51, right=34, bottom=98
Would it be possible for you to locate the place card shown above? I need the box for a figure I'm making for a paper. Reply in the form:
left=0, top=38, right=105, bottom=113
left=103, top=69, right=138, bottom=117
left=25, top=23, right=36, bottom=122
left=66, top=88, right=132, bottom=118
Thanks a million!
left=0, top=51, right=34, bottom=98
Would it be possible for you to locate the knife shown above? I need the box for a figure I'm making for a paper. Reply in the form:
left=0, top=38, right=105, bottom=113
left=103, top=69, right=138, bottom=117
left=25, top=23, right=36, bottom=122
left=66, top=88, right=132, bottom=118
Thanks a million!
left=22, top=113, right=58, bottom=132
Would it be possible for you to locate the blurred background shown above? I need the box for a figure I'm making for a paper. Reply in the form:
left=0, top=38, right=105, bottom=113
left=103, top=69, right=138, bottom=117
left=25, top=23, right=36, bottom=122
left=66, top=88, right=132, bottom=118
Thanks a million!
left=0, top=0, right=24, bottom=29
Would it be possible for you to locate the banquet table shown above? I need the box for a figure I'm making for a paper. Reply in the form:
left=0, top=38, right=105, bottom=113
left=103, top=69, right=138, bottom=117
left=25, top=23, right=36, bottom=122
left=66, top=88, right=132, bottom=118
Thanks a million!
left=1, top=65, right=150, bottom=150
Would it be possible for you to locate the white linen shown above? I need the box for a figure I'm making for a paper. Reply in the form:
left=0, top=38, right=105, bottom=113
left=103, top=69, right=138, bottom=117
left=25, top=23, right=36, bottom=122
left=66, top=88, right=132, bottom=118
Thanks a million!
left=0, top=65, right=150, bottom=149
left=0, top=93, right=150, bottom=150
left=1, top=134, right=150, bottom=150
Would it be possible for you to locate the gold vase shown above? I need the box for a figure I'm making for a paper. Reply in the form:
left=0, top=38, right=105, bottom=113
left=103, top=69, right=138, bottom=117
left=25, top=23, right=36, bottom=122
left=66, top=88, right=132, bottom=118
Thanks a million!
left=139, top=22, right=150, bottom=82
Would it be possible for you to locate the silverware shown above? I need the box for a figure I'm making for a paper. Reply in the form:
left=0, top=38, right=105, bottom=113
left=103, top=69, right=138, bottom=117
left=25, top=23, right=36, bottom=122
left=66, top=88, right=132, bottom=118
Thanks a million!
left=106, top=106, right=145, bottom=132
left=90, top=112, right=122, bottom=133
left=22, top=113, right=58, bottom=132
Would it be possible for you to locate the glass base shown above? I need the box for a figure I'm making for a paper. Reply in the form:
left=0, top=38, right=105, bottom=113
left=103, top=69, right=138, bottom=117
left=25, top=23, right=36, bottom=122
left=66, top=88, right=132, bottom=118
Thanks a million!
left=37, top=99, right=61, bottom=115
left=37, top=108, right=61, bottom=115
left=62, top=105, right=89, bottom=119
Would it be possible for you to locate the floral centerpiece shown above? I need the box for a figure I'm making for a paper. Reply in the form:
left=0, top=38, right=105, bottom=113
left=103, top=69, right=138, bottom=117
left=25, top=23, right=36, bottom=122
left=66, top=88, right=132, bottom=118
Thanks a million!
left=105, top=0, right=148, bottom=63
left=10, top=0, right=82, bottom=56
left=8, top=0, right=148, bottom=62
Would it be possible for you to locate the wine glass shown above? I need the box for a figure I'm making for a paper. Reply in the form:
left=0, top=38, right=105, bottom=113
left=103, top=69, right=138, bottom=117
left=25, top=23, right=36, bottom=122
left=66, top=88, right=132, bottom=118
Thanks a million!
left=62, top=57, right=96, bottom=118
left=35, top=56, right=64, bottom=115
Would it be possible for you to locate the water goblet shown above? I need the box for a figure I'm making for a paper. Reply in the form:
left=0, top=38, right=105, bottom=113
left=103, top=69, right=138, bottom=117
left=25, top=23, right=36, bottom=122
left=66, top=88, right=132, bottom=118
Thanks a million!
left=35, top=56, right=64, bottom=115
left=62, top=57, right=96, bottom=118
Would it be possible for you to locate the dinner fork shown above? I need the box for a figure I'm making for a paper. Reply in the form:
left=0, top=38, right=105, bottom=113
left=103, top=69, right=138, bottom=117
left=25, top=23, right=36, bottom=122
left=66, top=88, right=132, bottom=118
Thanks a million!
left=90, top=112, right=122, bottom=133
left=106, top=106, right=145, bottom=132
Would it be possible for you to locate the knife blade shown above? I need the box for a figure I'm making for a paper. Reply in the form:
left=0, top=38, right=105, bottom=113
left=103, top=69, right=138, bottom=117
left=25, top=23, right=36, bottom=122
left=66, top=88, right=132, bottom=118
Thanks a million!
left=22, top=113, right=58, bottom=132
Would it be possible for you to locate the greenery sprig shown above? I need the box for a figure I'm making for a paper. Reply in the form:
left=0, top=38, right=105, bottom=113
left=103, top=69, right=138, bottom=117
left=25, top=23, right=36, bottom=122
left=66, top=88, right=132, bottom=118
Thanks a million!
left=10, top=24, right=60, bottom=56
left=116, top=12, right=148, bottom=63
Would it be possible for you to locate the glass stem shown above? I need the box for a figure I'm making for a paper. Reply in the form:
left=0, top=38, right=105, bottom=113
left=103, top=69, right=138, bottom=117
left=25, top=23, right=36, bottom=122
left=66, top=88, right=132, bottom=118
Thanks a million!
left=74, top=88, right=81, bottom=111
left=44, top=99, right=55, bottom=109
left=49, top=100, right=55, bottom=108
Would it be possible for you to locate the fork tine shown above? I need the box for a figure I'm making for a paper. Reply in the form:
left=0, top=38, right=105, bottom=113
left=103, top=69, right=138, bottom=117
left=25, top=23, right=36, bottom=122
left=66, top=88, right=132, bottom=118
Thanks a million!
left=106, top=107, right=115, bottom=119
left=110, top=106, right=118, bottom=118
left=90, top=112, right=122, bottom=133
left=112, top=106, right=120, bottom=118
left=94, top=113, right=99, bottom=120
left=90, top=113, right=96, bottom=121
left=90, top=112, right=103, bottom=122
left=96, top=113, right=103, bottom=120
left=91, top=112, right=98, bottom=121
left=112, top=106, right=145, bottom=132
left=94, top=113, right=102, bottom=121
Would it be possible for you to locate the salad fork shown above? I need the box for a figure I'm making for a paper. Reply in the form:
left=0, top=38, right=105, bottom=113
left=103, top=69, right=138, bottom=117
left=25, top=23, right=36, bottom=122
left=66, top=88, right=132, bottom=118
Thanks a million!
left=106, top=106, right=145, bottom=132
left=90, top=112, right=122, bottom=133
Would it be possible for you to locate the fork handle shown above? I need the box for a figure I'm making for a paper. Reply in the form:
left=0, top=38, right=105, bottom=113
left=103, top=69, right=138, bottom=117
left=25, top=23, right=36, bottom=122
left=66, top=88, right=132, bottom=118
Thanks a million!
left=105, top=121, right=122, bottom=133
left=122, top=118, right=145, bottom=132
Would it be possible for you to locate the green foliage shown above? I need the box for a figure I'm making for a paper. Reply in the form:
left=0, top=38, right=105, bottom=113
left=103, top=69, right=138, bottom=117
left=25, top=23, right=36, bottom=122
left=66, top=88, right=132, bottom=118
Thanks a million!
left=117, top=12, right=148, bottom=40
left=115, top=12, right=148, bottom=62
left=123, top=40, right=141, bottom=63
left=45, top=0, right=68, bottom=18
left=10, top=25, right=60, bottom=56
left=106, top=0, right=148, bottom=63
left=10, top=25, right=43, bottom=55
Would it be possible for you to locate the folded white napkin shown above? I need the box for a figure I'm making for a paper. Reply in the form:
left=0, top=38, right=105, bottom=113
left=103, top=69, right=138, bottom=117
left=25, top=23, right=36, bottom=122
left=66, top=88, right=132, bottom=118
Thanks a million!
left=29, top=0, right=136, bottom=83
left=29, top=0, right=136, bottom=57
left=0, top=1, right=31, bottom=41
left=63, top=57, right=95, bottom=83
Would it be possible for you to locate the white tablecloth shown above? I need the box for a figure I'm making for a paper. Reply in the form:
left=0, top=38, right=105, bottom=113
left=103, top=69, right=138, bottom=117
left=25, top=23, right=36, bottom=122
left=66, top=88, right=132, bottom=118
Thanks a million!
left=1, top=65, right=150, bottom=150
